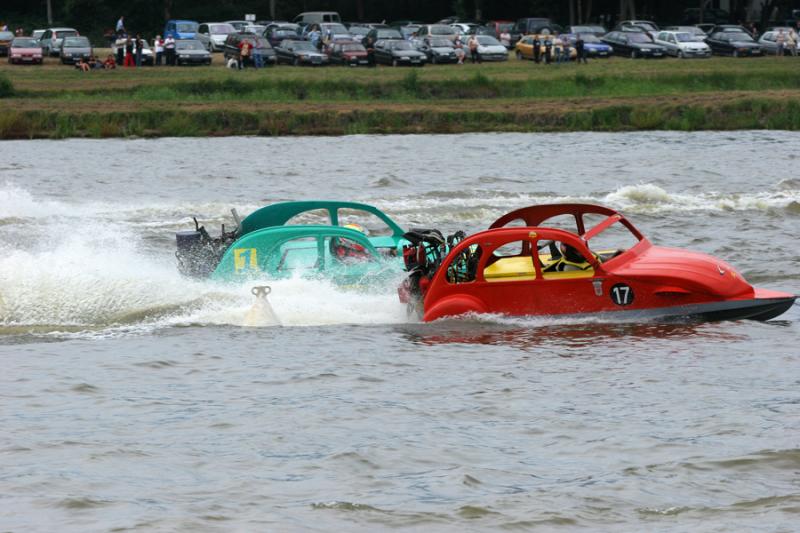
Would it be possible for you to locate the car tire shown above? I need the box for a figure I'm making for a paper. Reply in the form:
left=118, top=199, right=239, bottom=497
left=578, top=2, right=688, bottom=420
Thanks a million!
left=677, top=50, right=684, bottom=59
left=392, top=58, right=398, bottom=67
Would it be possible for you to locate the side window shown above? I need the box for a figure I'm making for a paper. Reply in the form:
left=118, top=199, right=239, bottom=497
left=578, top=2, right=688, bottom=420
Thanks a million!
left=285, top=208, right=331, bottom=226
left=540, top=214, right=579, bottom=233
left=276, top=236, right=321, bottom=271
left=582, top=213, right=640, bottom=260
left=541, top=240, right=595, bottom=279
left=446, top=244, right=482, bottom=284
left=484, top=240, right=535, bottom=283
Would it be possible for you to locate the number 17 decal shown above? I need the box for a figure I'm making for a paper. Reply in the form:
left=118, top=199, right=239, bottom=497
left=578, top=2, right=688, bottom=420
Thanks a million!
left=610, top=283, right=634, bottom=306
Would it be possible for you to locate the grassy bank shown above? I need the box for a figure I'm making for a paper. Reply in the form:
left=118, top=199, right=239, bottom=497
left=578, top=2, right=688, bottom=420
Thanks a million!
left=2, top=56, right=800, bottom=138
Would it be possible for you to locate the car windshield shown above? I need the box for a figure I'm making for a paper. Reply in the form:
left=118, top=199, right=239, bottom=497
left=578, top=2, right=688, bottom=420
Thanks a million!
left=341, top=43, right=365, bottom=52
left=254, top=38, right=270, bottom=48
left=627, top=32, right=651, bottom=43
left=578, top=34, right=602, bottom=43
left=210, top=24, right=235, bottom=34
left=176, top=40, right=204, bottom=50
left=430, top=25, right=455, bottom=35
left=634, top=22, right=657, bottom=31
left=349, top=27, right=369, bottom=36
left=56, top=30, right=78, bottom=38
left=274, top=29, right=298, bottom=37
left=377, top=29, right=401, bottom=38
left=12, top=37, right=38, bottom=46
left=429, top=38, right=453, bottom=47
left=729, top=32, right=753, bottom=41
left=63, top=37, right=89, bottom=47
left=291, top=41, right=316, bottom=51
left=390, top=40, right=413, bottom=50
left=322, top=23, right=348, bottom=34
left=177, top=23, right=198, bottom=33
left=476, top=36, right=501, bottom=45
left=675, top=33, right=693, bottom=42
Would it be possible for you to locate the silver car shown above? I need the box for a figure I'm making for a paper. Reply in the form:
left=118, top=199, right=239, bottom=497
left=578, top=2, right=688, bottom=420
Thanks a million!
left=39, top=27, right=79, bottom=56
left=59, top=36, right=92, bottom=64
left=196, top=22, right=236, bottom=51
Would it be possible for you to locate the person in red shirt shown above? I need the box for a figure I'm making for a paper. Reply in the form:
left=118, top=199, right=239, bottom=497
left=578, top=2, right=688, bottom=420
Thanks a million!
left=238, top=39, right=252, bottom=70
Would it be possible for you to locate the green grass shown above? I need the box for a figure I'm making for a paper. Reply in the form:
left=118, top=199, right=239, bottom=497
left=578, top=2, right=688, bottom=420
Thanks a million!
left=3, top=56, right=800, bottom=137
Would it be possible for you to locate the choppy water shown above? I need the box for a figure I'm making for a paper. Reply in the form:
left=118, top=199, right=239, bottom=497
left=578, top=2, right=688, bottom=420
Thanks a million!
left=1, top=132, right=798, bottom=531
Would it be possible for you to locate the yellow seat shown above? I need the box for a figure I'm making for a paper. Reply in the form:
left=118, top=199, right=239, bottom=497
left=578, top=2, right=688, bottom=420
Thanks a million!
left=483, top=256, right=536, bottom=282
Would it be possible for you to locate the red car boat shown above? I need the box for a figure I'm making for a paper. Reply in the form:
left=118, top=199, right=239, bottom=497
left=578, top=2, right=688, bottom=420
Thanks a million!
left=399, top=204, right=796, bottom=322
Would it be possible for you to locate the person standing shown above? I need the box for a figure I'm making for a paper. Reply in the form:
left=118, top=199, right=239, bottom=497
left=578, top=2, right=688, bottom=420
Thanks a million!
left=532, top=34, right=541, bottom=63
left=124, top=35, right=135, bottom=67
left=134, top=33, right=143, bottom=67
left=468, top=34, right=480, bottom=64
left=154, top=35, right=163, bottom=65
left=543, top=34, right=553, bottom=64
left=115, top=32, right=126, bottom=65
left=164, top=34, right=176, bottom=66
left=776, top=29, right=786, bottom=57
left=238, top=38, right=252, bottom=69
left=454, top=36, right=466, bottom=64
left=116, top=16, right=125, bottom=34
left=500, top=29, right=511, bottom=48
left=365, top=35, right=376, bottom=67
left=575, top=33, right=587, bottom=64
left=253, top=40, right=263, bottom=68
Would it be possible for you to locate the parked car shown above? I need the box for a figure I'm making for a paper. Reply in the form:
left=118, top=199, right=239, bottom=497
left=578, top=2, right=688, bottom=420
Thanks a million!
left=165, top=20, right=199, bottom=39
left=264, top=24, right=302, bottom=47
left=175, top=39, right=212, bottom=65
left=663, top=26, right=709, bottom=41
left=416, top=24, right=459, bottom=42
left=39, top=27, right=79, bottom=56
left=225, top=20, right=250, bottom=32
left=347, top=25, right=371, bottom=39
left=486, top=20, right=515, bottom=39
left=653, top=30, right=711, bottom=57
left=275, top=39, right=329, bottom=66
left=706, top=29, right=762, bottom=56
left=414, top=37, right=458, bottom=63
left=473, top=35, right=509, bottom=61
left=59, top=36, right=92, bottom=64
left=601, top=31, right=667, bottom=58
left=758, top=30, right=797, bottom=54
left=196, top=22, right=236, bottom=51
left=31, top=29, right=46, bottom=40
left=565, top=24, right=607, bottom=37
left=293, top=12, right=342, bottom=26
left=364, top=27, right=404, bottom=43
left=0, top=31, right=14, bottom=56
left=373, top=39, right=426, bottom=66
left=566, top=33, right=612, bottom=57
left=319, top=22, right=352, bottom=42
left=8, top=37, right=43, bottom=64
left=223, top=33, right=277, bottom=66
left=399, top=24, right=421, bottom=39
left=327, top=41, right=368, bottom=66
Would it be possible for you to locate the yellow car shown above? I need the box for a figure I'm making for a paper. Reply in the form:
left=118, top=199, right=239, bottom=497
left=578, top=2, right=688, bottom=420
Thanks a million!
left=514, top=33, right=576, bottom=61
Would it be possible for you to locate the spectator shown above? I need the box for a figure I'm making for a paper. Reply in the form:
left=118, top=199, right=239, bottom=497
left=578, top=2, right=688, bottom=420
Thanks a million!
left=164, top=34, right=176, bottom=66
left=365, top=35, right=376, bottom=67
left=532, top=35, right=541, bottom=63
left=253, top=40, right=264, bottom=68
left=543, top=35, right=553, bottom=64
left=124, top=36, right=135, bottom=67
left=135, top=33, right=143, bottom=67
left=104, top=54, right=116, bottom=69
left=500, top=29, right=511, bottom=48
left=557, top=34, right=570, bottom=64
left=115, top=33, right=126, bottom=65
left=15, top=27, right=24, bottom=37
left=454, top=36, right=466, bottom=64
left=575, top=33, right=587, bottom=64
left=0, top=22, right=8, bottom=31
left=468, top=34, right=480, bottom=63
left=788, top=30, right=798, bottom=57
left=77, top=57, right=90, bottom=72
left=154, top=35, right=163, bottom=65
left=776, top=29, right=786, bottom=57
left=310, top=26, right=321, bottom=50
left=116, top=16, right=125, bottom=34
left=238, top=38, right=252, bottom=69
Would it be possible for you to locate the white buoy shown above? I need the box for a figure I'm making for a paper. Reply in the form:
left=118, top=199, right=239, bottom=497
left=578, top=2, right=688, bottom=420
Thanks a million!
left=243, top=286, right=281, bottom=327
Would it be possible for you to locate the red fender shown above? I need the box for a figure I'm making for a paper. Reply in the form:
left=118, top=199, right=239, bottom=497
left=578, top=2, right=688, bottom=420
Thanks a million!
left=423, top=294, right=488, bottom=322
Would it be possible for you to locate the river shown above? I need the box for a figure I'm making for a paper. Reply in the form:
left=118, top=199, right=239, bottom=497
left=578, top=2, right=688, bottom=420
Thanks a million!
left=1, top=132, right=798, bottom=531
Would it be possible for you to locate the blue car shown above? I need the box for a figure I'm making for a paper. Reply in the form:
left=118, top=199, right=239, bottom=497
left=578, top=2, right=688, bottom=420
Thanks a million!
left=164, top=20, right=199, bottom=39
left=568, top=33, right=613, bottom=57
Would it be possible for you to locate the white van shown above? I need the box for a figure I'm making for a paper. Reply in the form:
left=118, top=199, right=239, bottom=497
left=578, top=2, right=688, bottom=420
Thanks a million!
left=293, top=12, right=341, bottom=26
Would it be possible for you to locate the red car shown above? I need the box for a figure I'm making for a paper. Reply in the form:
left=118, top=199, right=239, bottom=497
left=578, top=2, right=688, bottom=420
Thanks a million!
left=8, top=37, right=43, bottom=64
left=327, top=40, right=369, bottom=66
left=399, top=204, right=796, bottom=322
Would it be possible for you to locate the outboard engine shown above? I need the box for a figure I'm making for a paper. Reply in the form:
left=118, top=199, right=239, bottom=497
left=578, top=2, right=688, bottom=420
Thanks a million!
left=398, top=228, right=465, bottom=314
left=176, top=210, right=240, bottom=278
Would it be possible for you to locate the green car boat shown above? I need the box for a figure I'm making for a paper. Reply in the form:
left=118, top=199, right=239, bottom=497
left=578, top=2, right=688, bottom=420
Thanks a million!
left=176, top=201, right=408, bottom=286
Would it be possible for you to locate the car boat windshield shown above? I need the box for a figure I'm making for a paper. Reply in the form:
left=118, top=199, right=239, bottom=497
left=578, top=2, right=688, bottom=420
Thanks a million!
left=12, top=37, right=39, bottom=47
left=210, top=24, right=235, bottom=34
left=627, top=32, right=652, bottom=43
left=177, top=23, right=198, bottom=33
left=390, top=40, right=414, bottom=50
left=429, top=38, right=453, bottom=47
left=476, top=35, right=501, bottom=45
left=63, top=37, right=90, bottom=47
left=176, top=40, right=204, bottom=50
left=675, top=32, right=694, bottom=42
